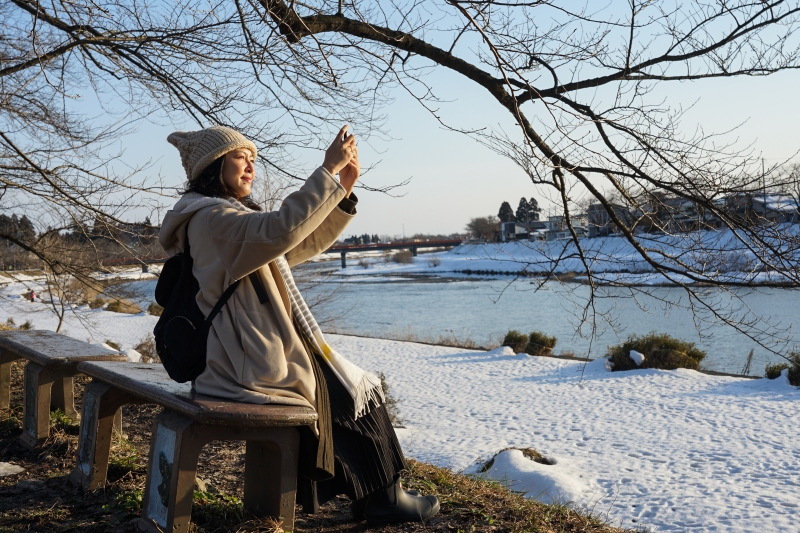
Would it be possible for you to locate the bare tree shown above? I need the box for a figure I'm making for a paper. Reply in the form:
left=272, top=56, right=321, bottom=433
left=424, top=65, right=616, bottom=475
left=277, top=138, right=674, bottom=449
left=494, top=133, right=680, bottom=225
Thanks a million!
left=1, top=0, right=397, bottom=327
left=248, top=0, right=800, bottom=356
left=5, top=0, right=800, bottom=356
left=466, top=216, right=500, bottom=242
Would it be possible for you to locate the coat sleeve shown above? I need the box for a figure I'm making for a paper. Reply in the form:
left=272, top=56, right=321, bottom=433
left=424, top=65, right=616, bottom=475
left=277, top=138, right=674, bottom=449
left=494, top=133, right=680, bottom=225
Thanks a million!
left=205, top=166, right=347, bottom=280
left=285, top=193, right=357, bottom=267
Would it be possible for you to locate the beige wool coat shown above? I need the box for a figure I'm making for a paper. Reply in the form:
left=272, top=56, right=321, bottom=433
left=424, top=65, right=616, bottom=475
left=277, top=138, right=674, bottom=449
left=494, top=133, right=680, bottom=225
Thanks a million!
left=159, top=167, right=354, bottom=411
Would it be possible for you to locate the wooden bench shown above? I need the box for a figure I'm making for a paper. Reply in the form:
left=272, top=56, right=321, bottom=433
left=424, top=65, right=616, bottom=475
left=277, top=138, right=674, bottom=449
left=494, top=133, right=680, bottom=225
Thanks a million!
left=0, top=330, right=126, bottom=449
left=71, top=361, right=317, bottom=533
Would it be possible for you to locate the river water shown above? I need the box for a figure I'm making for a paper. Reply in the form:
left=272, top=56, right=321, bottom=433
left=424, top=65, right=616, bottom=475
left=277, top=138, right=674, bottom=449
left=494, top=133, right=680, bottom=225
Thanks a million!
left=127, top=272, right=799, bottom=375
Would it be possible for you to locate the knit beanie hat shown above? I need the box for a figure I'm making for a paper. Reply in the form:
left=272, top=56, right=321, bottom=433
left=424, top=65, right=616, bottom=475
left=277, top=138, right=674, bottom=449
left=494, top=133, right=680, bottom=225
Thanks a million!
left=167, top=126, right=258, bottom=180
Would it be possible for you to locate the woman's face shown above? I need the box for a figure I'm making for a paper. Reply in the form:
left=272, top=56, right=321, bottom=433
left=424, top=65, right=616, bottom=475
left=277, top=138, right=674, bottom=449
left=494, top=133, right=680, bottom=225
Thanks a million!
left=221, top=149, right=255, bottom=198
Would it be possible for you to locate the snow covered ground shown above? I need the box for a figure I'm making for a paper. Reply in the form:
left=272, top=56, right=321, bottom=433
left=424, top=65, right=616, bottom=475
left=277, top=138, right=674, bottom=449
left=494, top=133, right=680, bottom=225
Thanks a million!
left=1, top=276, right=798, bottom=532
left=333, top=227, right=800, bottom=285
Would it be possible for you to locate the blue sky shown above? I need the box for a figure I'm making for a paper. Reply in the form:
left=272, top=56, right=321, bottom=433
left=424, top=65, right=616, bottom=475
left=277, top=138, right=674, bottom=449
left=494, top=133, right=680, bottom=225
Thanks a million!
left=142, top=65, right=798, bottom=238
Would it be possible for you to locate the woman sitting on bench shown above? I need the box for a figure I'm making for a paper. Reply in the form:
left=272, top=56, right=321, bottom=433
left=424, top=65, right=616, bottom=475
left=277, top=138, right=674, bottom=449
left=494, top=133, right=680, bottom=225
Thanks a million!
left=159, top=125, right=439, bottom=524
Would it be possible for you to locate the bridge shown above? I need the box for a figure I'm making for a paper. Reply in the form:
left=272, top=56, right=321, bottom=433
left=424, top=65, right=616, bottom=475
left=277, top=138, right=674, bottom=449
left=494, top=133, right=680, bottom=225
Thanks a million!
left=99, top=239, right=464, bottom=271
left=323, top=239, right=463, bottom=268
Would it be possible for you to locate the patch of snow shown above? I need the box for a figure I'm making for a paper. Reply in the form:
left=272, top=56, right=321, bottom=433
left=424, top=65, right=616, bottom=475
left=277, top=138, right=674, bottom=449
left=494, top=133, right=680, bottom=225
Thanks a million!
left=125, top=348, right=142, bottom=363
left=473, top=449, right=590, bottom=505
left=486, top=345, right=516, bottom=356
left=0, top=462, right=25, bottom=477
left=629, top=349, right=645, bottom=366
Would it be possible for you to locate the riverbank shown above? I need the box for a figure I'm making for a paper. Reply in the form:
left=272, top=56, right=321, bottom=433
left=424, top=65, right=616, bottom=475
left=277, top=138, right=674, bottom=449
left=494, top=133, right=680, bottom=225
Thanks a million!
left=0, top=276, right=797, bottom=532
left=332, top=228, right=800, bottom=286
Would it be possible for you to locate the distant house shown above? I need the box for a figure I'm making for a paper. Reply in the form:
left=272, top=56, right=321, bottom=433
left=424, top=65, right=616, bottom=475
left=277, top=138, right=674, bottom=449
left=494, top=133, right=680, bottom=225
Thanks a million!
left=727, top=193, right=800, bottom=225
left=545, top=214, right=587, bottom=241
left=500, top=220, right=548, bottom=241
left=500, top=221, right=529, bottom=241
left=587, top=202, right=634, bottom=238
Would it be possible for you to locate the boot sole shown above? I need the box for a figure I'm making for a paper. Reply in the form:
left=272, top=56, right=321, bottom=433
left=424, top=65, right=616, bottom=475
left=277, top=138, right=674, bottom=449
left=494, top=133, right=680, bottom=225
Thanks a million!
left=365, top=501, right=440, bottom=525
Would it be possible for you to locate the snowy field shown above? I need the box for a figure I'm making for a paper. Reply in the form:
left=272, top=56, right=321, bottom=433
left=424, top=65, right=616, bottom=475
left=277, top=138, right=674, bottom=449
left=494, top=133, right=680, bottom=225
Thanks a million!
left=332, top=227, right=800, bottom=285
left=1, top=276, right=798, bottom=532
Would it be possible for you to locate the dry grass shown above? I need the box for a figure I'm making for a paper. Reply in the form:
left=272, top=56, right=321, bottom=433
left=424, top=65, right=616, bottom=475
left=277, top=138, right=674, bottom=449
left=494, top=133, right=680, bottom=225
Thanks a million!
left=147, top=301, right=163, bottom=316
left=326, top=326, right=497, bottom=351
left=391, top=250, right=414, bottom=264
left=133, top=335, right=159, bottom=363
left=477, top=447, right=554, bottom=472
left=404, top=459, right=636, bottom=533
left=105, top=298, right=142, bottom=314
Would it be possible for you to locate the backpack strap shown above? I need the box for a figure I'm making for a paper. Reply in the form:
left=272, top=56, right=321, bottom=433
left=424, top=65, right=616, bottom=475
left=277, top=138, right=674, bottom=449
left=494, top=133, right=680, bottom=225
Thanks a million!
left=204, top=278, right=241, bottom=326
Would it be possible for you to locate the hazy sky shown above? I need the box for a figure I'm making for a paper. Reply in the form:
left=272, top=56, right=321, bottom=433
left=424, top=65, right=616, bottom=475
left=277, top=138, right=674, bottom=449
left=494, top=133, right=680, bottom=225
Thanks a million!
left=142, top=64, right=800, bottom=238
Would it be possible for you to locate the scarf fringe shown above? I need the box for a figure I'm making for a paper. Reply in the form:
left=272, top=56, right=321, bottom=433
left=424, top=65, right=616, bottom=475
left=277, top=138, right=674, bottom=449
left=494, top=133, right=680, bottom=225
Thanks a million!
left=275, top=257, right=384, bottom=419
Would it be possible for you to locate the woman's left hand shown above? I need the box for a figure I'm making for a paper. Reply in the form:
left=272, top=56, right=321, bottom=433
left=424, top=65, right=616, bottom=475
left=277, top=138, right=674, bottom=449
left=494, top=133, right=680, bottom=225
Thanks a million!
left=339, top=147, right=360, bottom=198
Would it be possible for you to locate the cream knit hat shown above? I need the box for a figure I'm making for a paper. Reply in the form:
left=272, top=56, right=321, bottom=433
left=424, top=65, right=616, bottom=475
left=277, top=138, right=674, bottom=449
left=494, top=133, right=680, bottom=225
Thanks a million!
left=167, top=125, right=258, bottom=180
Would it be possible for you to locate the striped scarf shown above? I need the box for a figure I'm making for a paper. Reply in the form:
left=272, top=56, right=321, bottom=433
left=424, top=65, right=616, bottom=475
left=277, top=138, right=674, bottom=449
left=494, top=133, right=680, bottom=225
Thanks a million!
left=274, top=256, right=384, bottom=419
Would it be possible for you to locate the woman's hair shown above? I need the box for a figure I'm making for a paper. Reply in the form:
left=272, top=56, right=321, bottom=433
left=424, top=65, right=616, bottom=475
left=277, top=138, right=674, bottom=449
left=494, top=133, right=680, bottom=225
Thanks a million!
left=185, top=155, right=262, bottom=211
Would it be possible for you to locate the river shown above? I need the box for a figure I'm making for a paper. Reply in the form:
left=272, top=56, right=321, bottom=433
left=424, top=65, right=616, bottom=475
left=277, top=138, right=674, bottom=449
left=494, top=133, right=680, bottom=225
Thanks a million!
left=124, top=270, right=799, bottom=375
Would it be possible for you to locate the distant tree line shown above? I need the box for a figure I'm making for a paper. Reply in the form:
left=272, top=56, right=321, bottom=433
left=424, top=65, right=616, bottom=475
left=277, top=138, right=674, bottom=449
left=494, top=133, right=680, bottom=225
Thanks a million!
left=498, top=198, right=541, bottom=224
left=343, top=233, right=381, bottom=245
left=0, top=212, right=160, bottom=271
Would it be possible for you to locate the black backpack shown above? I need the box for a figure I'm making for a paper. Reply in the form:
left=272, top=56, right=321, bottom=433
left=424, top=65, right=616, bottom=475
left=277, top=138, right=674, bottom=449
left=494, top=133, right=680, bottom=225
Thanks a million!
left=153, top=226, right=268, bottom=383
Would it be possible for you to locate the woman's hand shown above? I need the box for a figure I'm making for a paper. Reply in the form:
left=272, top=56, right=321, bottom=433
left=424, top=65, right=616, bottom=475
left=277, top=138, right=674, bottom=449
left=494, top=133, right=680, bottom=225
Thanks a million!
left=322, top=125, right=356, bottom=175
left=339, top=150, right=360, bottom=197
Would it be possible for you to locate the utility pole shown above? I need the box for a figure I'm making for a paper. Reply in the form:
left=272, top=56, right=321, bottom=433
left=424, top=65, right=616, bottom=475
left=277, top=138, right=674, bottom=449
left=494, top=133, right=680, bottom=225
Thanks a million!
left=763, top=158, right=767, bottom=218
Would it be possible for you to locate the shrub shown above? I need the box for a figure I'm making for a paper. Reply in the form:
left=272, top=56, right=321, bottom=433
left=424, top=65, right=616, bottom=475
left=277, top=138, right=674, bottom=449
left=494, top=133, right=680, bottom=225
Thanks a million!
left=502, top=330, right=528, bottom=354
left=427, top=257, right=441, bottom=268
left=765, top=351, right=800, bottom=386
left=105, top=339, right=122, bottom=351
left=391, top=250, right=414, bottom=264
left=19, top=320, right=33, bottom=330
left=765, top=363, right=790, bottom=380
left=89, top=296, right=107, bottom=309
left=106, top=299, right=142, bottom=314
left=607, top=332, right=706, bottom=371
left=357, top=258, right=371, bottom=269
left=134, top=335, right=159, bottom=363
left=147, top=302, right=164, bottom=316
left=0, top=318, right=16, bottom=331
left=524, top=331, right=557, bottom=356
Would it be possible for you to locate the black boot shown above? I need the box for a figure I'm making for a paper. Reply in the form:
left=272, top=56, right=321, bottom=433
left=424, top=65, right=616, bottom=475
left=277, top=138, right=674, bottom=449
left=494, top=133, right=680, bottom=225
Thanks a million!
left=351, top=488, right=420, bottom=521
left=363, top=477, right=440, bottom=524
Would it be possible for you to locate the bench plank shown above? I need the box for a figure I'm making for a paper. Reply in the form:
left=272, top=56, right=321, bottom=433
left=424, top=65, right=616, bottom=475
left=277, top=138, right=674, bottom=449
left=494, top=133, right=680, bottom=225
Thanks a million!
left=77, top=362, right=317, bottom=426
left=0, top=330, right=127, bottom=449
left=0, top=330, right=124, bottom=366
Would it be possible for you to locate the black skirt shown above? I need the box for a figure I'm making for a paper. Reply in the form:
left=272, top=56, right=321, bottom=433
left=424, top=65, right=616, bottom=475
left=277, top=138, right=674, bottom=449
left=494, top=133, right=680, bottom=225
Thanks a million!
left=296, top=327, right=406, bottom=507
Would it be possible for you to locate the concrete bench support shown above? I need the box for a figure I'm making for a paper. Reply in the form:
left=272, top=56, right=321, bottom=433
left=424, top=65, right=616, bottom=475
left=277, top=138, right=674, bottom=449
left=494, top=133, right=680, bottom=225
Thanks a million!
left=72, top=362, right=316, bottom=533
left=71, top=380, right=141, bottom=490
left=0, top=330, right=125, bottom=450
left=138, top=411, right=301, bottom=533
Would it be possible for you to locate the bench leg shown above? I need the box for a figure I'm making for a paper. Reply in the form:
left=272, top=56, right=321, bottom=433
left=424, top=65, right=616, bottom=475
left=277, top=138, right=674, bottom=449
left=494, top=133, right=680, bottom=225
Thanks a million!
left=70, top=380, right=139, bottom=490
left=0, top=361, right=11, bottom=411
left=140, top=411, right=205, bottom=533
left=51, top=376, right=78, bottom=419
left=20, top=362, right=56, bottom=449
left=244, top=428, right=300, bottom=532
